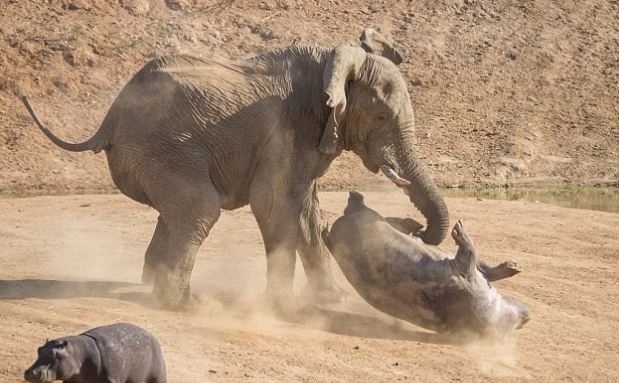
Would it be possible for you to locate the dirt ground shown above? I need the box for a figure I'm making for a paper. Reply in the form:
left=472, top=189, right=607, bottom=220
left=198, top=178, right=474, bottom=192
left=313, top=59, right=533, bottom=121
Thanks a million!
left=1, top=191, right=618, bottom=382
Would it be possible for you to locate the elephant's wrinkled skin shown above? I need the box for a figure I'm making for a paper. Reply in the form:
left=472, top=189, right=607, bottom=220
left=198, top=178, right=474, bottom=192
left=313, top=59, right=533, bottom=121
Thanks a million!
left=324, top=192, right=529, bottom=337
left=19, top=29, right=449, bottom=309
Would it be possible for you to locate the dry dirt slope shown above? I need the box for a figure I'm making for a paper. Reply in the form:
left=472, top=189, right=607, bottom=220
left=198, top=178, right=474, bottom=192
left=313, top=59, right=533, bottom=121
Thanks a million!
left=0, top=192, right=618, bottom=382
left=0, top=0, right=617, bottom=193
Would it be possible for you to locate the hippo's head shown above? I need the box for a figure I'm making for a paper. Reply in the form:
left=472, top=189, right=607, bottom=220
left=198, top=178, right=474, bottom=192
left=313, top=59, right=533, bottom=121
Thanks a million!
left=445, top=274, right=530, bottom=338
left=495, top=295, right=531, bottom=332
left=463, top=280, right=530, bottom=338
left=24, top=339, right=79, bottom=383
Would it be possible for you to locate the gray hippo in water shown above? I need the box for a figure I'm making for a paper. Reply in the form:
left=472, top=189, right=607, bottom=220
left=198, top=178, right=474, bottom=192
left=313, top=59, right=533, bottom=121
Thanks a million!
left=24, top=323, right=166, bottom=383
left=323, top=191, right=530, bottom=337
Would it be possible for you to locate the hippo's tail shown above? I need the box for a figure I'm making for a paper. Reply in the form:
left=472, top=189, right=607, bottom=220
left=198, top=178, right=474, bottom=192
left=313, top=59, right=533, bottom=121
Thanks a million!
left=344, top=190, right=366, bottom=215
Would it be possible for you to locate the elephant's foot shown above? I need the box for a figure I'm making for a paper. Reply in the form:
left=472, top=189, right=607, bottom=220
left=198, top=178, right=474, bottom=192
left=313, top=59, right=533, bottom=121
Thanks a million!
left=300, top=281, right=347, bottom=305
left=258, top=285, right=299, bottom=320
left=152, top=270, right=194, bottom=310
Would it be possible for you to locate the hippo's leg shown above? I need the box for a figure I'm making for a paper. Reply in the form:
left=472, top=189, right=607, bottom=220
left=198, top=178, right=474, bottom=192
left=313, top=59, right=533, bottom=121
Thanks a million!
left=477, top=260, right=522, bottom=282
left=452, top=221, right=521, bottom=281
left=452, top=220, right=478, bottom=274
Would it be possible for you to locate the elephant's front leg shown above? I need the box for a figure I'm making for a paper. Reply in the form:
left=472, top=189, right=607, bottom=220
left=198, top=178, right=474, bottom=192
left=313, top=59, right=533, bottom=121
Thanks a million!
left=250, top=188, right=299, bottom=313
left=297, top=184, right=346, bottom=304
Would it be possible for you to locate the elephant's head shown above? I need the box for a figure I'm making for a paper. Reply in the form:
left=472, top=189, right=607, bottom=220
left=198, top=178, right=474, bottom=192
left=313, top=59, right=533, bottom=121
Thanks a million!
left=319, top=28, right=449, bottom=245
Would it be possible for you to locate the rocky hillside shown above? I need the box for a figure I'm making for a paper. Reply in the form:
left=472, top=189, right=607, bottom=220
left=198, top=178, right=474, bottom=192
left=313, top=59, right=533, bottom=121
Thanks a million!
left=1, top=0, right=617, bottom=193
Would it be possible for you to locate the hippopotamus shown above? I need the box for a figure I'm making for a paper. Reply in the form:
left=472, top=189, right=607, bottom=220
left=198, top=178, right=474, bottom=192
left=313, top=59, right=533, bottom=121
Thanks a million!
left=323, top=191, right=530, bottom=337
left=24, top=323, right=166, bottom=383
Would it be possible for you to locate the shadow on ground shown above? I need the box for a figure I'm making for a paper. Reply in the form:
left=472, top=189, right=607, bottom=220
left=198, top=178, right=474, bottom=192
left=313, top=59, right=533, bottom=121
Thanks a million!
left=1, top=280, right=446, bottom=344
left=0, top=279, right=152, bottom=306
left=292, top=304, right=445, bottom=344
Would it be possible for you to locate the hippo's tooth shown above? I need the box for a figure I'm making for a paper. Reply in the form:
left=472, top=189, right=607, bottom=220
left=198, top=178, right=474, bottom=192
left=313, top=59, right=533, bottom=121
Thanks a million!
left=379, top=165, right=411, bottom=186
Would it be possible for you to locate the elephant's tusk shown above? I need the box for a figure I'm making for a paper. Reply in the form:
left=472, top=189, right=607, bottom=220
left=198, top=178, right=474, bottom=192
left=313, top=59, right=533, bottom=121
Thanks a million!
left=379, top=165, right=411, bottom=186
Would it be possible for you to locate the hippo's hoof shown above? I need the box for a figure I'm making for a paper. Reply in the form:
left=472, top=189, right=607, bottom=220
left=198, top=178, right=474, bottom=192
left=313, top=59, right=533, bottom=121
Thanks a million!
left=481, top=261, right=523, bottom=282
left=451, top=220, right=474, bottom=250
left=500, top=261, right=523, bottom=276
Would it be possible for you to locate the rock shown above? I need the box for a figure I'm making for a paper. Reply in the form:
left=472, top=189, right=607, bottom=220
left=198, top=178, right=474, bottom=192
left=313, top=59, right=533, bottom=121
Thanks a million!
left=51, top=76, right=70, bottom=93
left=121, top=0, right=150, bottom=16
left=165, top=0, right=191, bottom=11
left=63, top=0, right=91, bottom=11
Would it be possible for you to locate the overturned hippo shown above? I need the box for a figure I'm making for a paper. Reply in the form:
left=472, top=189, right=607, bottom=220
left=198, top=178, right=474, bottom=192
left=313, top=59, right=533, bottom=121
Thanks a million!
left=24, top=323, right=166, bottom=383
left=323, top=191, right=530, bottom=337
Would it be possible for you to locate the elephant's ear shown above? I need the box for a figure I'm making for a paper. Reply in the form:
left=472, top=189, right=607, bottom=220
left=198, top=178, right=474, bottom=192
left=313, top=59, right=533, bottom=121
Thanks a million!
left=359, top=27, right=403, bottom=65
left=320, top=46, right=367, bottom=154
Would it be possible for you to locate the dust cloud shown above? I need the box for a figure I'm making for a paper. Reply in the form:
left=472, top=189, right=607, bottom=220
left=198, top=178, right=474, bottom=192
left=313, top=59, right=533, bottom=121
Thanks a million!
left=464, top=334, right=531, bottom=379
left=40, top=215, right=140, bottom=282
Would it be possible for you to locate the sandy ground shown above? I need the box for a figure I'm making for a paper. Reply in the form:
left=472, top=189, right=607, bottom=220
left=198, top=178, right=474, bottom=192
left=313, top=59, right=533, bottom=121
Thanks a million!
left=1, top=191, right=618, bottom=382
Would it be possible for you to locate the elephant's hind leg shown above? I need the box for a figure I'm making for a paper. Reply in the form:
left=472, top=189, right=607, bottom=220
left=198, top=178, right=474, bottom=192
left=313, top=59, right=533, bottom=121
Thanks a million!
left=142, top=216, right=170, bottom=284
left=148, top=178, right=222, bottom=309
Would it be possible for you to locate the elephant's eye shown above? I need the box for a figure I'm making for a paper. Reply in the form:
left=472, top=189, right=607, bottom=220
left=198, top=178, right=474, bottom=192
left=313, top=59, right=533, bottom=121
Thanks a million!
left=377, top=115, right=387, bottom=122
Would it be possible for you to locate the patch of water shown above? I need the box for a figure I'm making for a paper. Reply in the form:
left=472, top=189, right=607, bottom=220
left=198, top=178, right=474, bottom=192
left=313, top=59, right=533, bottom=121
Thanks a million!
left=442, top=187, right=619, bottom=213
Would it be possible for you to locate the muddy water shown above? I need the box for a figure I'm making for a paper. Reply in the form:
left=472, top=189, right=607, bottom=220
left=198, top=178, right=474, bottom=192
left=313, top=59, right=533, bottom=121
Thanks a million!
left=442, top=187, right=619, bottom=213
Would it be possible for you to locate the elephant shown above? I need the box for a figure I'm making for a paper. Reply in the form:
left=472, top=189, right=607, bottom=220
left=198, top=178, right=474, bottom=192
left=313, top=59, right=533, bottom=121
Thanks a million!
left=19, top=28, right=449, bottom=309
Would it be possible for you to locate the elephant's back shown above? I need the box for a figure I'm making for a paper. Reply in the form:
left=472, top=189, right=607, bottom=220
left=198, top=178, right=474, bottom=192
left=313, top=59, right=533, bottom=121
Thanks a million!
left=104, top=54, right=264, bottom=140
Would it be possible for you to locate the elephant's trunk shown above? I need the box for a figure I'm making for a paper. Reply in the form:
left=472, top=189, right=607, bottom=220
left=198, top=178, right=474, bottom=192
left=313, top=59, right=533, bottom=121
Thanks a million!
left=401, top=156, right=450, bottom=245
left=385, top=133, right=449, bottom=245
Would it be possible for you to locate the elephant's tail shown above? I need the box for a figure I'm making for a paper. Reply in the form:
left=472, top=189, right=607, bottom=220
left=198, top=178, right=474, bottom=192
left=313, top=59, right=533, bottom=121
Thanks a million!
left=19, top=94, right=108, bottom=154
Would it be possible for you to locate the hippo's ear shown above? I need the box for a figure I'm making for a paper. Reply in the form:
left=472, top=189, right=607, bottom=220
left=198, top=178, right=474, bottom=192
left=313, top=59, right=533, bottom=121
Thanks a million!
left=61, top=340, right=68, bottom=347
